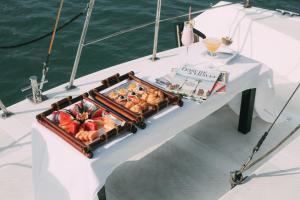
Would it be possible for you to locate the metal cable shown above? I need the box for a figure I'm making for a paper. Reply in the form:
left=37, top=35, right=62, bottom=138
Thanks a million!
left=244, top=123, right=300, bottom=171
left=0, top=11, right=85, bottom=49
left=231, top=82, right=300, bottom=187
left=84, top=2, right=237, bottom=47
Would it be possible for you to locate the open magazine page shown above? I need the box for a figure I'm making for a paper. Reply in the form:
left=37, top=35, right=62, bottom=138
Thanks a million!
left=211, top=71, right=229, bottom=94
left=155, top=64, right=229, bottom=102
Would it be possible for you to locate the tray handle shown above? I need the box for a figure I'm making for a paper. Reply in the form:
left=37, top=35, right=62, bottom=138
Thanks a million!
left=51, top=93, right=89, bottom=110
left=101, top=73, right=120, bottom=86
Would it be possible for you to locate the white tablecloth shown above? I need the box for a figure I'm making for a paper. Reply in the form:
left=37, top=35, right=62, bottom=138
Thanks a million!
left=32, top=44, right=273, bottom=200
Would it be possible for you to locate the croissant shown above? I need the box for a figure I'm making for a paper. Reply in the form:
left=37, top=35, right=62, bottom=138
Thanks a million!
left=138, top=101, right=149, bottom=111
left=147, top=94, right=158, bottom=105
left=130, top=105, right=142, bottom=114
left=157, top=91, right=165, bottom=101
left=125, top=101, right=134, bottom=109
left=148, top=88, right=156, bottom=94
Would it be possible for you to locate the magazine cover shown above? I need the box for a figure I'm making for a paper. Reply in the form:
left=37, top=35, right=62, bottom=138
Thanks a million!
left=155, top=64, right=224, bottom=101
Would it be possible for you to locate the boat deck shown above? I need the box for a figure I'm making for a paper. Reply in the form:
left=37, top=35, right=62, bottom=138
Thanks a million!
left=1, top=101, right=299, bottom=200
left=104, top=105, right=299, bottom=200
left=1, top=2, right=300, bottom=199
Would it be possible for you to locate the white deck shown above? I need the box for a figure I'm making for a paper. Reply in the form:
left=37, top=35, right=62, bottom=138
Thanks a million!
left=1, top=1, right=300, bottom=200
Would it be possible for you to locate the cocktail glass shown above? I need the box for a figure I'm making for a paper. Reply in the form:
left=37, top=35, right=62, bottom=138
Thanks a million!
left=181, top=21, right=194, bottom=59
left=203, top=37, right=221, bottom=57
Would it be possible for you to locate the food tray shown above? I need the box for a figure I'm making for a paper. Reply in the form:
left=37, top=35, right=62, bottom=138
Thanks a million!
left=36, top=93, right=137, bottom=158
left=89, top=71, right=183, bottom=128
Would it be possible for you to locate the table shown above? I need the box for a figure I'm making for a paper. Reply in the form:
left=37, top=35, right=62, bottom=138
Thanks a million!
left=32, top=43, right=273, bottom=200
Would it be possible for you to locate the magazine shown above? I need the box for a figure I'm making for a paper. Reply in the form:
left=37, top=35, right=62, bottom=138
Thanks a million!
left=155, top=64, right=228, bottom=102
left=211, top=71, right=229, bottom=94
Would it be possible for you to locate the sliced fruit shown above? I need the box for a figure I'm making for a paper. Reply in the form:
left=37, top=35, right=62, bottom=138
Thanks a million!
left=82, top=120, right=98, bottom=131
left=60, top=120, right=80, bottom=136
left=93, top=117, right=104, bottom=127
left=91, top=108, right=104, bottom=119
left=59, top=111, right=74, bottom=126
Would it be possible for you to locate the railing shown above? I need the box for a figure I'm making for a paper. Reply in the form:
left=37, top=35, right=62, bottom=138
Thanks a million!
left=66, top=1, right=237, bottom=89
left=244, top=0, right=251, bottom=8
left=0, top=100, right=12, bottom=119
left=3, top=1, right=243, bottom=106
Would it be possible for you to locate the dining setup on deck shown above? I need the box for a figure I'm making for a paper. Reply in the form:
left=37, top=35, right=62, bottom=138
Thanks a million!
left=2, top=1, right=300, bottom=200
left=31, top=36, right=273, bottom=199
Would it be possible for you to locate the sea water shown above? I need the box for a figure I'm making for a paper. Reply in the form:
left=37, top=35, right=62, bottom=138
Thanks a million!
left=0, top=0, right=299, bottom=106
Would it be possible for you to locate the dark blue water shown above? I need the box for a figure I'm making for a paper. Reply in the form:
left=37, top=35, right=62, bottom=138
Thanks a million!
left=0, top=0, right=299, bottom=106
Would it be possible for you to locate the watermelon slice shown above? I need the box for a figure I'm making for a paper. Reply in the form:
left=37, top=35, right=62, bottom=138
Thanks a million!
left=60, top=120, right=80, bottom=136
left=82, top=120, right=98, bottom=131
left=59, top=111, right=74, bottom=126
left=91, top=108, right=104, bottom=119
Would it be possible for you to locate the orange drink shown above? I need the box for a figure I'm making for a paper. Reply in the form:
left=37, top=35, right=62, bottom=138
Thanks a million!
left=203, top=38, right=221, bottom=56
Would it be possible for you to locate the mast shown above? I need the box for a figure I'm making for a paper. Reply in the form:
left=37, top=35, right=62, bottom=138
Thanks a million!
left=66, top=0, right=95, bottom=90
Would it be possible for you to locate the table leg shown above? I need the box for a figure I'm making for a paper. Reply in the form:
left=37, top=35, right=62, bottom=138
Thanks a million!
left=238, top=88, right=256, bottom=134
left=98, top=185, right=106, bottom=200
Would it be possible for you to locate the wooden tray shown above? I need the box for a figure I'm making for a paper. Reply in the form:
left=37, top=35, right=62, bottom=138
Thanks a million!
left=89, top=71, right=183, bottom=129
left=36, top=93, right=137, bottom=158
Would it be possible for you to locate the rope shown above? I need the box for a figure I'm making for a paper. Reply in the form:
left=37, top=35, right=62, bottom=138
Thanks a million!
left=230, top=82, right=300, bottom=188
left=84, top=2, right=237, bottom=47
left=0, top=11, right=85, bottom=49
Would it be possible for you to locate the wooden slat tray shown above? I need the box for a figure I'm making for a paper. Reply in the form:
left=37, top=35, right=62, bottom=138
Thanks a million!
left=36, top=93, right=137, bottom=158
left=89, top=71, right=183, bottom=129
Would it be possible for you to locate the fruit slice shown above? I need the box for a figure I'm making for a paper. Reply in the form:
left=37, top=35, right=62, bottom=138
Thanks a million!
left=59, top=111, right=74, bottom=126
left=91, top=108, right=104, bottom=119
left=60, top=120, right=80, bottom=136
left=82, top=120, right=98, bottom=131
left=93, top=117, right=104, bottom=127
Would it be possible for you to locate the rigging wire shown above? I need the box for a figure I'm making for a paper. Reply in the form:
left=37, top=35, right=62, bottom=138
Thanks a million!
left=0, top=10, right=85, bottom=49
left=230, top=82, right=300, bottom=188
left=83, top=2, right=237, bottom=47
left=0, top=2, right=236, bottom=49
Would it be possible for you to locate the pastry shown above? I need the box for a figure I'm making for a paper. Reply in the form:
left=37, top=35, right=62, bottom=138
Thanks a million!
left=125, top=101, right=134, bottom=109
left=128, top=82, right=137, bottom=91
left=130, top=105, right=142, bottom=114
left=136, top=85, right=146, bottom=95
left=129, top=96, right=140, bottom=104
left=146, top=93, right=157, bottom=105
left=141, top=93, right=148, bottom=101
left=148, top=88, right=156, bottom=94
left=157, top=91, right=165, bottom=100
left=138, top=100, right=149, bottom=111
left=115, top=95, right=127, bottom=106
left=118, top=88, right=128, bottom=96
left=108, top=91, right=118, bottom=99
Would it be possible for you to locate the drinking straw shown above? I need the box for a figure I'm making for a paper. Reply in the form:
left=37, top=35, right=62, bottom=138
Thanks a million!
left=188, top=6, right=192, bottom=21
